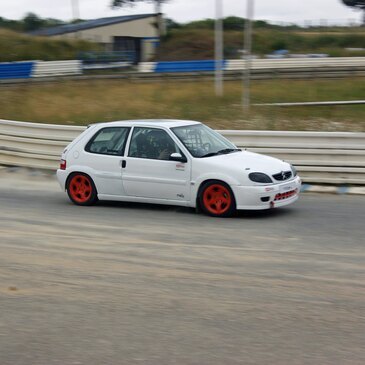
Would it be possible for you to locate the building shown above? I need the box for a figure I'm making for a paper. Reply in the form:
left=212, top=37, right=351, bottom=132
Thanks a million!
left=32, top=14, right=162, bottom=63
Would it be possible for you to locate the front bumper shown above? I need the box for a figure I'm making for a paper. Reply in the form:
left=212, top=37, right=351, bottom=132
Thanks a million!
left=232, top=176, right=301, bottom=210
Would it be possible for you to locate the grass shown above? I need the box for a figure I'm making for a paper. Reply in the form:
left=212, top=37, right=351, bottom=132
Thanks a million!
left=0, top=77, right=364, bottom=131
left=0, top=28, right=100, bottom=62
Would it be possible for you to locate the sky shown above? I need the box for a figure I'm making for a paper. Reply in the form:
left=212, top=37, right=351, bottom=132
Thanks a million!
left=0, top=0, right=362, bottom=25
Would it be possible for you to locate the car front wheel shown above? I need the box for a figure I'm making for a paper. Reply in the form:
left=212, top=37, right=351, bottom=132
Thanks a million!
left=199, top=181, right=236, bottom=217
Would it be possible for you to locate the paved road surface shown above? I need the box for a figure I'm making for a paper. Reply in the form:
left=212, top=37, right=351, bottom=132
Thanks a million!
left=0, top=170, right=364, bottom=365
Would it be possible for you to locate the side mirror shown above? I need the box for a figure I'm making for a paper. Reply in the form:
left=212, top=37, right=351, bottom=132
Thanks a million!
left=170, top=153, right=187, bottom=163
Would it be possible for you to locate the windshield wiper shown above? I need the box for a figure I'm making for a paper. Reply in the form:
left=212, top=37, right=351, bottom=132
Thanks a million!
left=201, top=148, right=241, bottom=158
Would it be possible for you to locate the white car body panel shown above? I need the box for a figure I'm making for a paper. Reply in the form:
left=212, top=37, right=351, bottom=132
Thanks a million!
left=122, top=157, right=191, bottom=201
left=57, top=119, right=301, bottom=211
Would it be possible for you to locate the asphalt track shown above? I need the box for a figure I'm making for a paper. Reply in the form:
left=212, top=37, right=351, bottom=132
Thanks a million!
left=0, top=169, right=364, bottom=365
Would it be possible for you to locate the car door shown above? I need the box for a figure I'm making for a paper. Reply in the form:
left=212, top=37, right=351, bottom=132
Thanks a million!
left=121, top=126, right=191, bottom=201
left=81, top=126, right=130, bottom=196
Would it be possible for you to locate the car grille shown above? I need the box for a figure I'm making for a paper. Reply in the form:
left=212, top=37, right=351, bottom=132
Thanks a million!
left=272, top=170, right=292, bottom=181
left=274, top=189, right=298, bottom=201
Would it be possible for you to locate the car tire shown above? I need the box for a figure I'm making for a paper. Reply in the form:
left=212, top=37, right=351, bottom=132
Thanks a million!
left=66, top=173, right=98, bottom=206
left=199, top=180, right=236, bottom=217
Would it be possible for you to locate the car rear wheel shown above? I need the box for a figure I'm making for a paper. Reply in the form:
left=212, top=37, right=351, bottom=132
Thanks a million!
left=67, top=173, right=98, bottom=206
left=199, top=181, right=236, bottom=217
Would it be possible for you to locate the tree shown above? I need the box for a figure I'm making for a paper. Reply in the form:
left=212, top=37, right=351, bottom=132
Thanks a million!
left=341, top=0, right=365, bottom=24
left=111, top=0, right=170, bottom=36
left=0, top=16, right=23, bottom=31
left=165, top=18, right=180, bottom=31
left=23, top=12, right=45, bottom=32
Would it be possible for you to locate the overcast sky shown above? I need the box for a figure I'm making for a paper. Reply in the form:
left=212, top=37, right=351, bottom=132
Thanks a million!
left=0, top=0, right=362, bottom=25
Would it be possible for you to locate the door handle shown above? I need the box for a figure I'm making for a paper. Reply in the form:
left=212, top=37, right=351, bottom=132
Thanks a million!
left=121, top=160, right=127, bottom=168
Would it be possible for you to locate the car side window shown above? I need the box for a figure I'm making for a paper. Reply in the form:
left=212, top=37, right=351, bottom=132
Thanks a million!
left=85, top=127, right=130, bottom=156
left=128, top=127, right=181, bottom=161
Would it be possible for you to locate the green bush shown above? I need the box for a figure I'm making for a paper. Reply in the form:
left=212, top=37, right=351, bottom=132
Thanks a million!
left=157, top=25, right=365, bottom=60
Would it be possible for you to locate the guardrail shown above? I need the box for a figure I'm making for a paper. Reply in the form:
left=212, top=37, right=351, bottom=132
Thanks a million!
left=255, top=100, right=365, bottom=107
left=1, top=119, right=365, bottom=185
left=0, top=120, right=83, bottom=170
left=1, top=57, right=365, bottom=82
left=31, top=60, right=82, bottom=77
left=155, top=60, right=227, bottom=73
left=0, top=60, right=82, bottom=79
left=226, top=57, right=365, bottom=71
left=220, top=130, right=365, bottom=185
left=0, top=62, right=35, bottom=79
left=139, top=57, right=365, bottom=73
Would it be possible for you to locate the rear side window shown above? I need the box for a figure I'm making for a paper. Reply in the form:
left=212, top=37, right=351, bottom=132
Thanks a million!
left=85, top=127, right=130, bottom=156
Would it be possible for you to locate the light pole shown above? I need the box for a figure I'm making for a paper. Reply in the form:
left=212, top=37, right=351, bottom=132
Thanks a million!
left=215, top=0, right=224, bottom=96
left=243, top=0, right=254, bottom=110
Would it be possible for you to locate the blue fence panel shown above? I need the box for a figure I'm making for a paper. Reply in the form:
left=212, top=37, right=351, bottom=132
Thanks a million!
left=0, top=62, right=34, bottom=79
left=155, top=60, right=227, bottom=73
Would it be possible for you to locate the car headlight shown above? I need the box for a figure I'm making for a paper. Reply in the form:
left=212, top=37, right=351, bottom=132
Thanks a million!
left=248, top=172, right=273, bottom=184
left=291, top=164, right=297, bottom=177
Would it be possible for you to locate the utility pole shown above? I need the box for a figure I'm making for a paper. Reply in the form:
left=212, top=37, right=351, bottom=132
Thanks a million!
left=155, top=0, right=163, bottom=38
left=215, top=0, right=224, bottom=96
left=71, top=0, right=80, bottom=39
left=71, top=0, right=80, bottom=20
left=243, top=0, right=254, bottom=110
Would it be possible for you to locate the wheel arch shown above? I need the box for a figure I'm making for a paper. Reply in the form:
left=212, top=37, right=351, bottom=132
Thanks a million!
left=65, top=164, right=97, bottom=184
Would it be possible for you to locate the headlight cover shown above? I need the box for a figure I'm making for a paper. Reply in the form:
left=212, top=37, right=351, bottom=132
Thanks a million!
left=291, top=164, right=298, bottom=177
left=248, top=172, right=273, bottom=184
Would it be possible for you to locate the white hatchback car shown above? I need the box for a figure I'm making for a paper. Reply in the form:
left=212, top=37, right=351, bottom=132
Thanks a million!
left=57, top=120, right=301, bottom=217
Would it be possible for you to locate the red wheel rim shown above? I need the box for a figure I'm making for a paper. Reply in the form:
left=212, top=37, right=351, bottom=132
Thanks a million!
left=69, top=175, right=92, bottom=203
left=203, top=184, right=231, bottom=215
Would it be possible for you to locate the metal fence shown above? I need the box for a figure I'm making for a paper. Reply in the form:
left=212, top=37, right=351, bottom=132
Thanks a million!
left=1, top=119, right=364, bottom=185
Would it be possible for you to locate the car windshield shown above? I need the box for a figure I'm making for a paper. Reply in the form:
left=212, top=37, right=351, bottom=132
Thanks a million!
left=172, top=124, right=239, bottom=158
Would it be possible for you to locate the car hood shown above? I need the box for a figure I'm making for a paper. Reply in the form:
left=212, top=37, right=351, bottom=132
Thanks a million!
left=202, top=150, right=291, bottom=175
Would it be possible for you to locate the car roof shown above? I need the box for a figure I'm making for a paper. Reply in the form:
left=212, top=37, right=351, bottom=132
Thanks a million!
left=90, top=119, right=202, bottom=129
